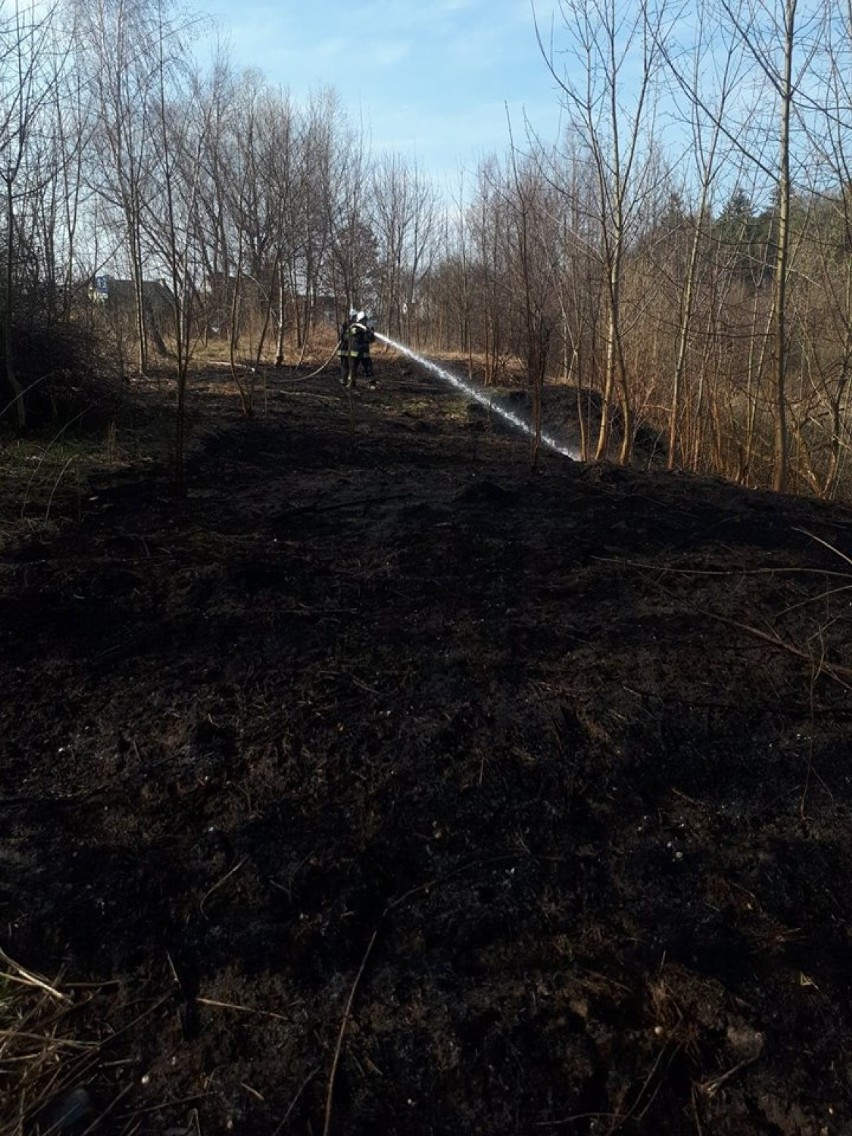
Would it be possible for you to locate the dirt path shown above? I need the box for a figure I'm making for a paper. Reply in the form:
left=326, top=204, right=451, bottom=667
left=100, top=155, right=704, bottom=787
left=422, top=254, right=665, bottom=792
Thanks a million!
left=2, top=359, right=852, bottom=1135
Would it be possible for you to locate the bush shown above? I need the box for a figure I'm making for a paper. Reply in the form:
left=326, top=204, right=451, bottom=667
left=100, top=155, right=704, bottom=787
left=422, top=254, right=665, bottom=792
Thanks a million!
left=0, top=318, right=122, bottom=432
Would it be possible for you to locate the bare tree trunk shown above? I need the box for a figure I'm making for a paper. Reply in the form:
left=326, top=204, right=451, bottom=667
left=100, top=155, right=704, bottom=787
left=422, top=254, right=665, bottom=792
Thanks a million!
left=771, top=0, right=796, bottom=493
left=129, top=214, right=149, bottom=375
left=275, top=259, right=286, bottom=366
left=2, top=176, right=25, bottom=429
left=595, top=287, right=619, bottom=460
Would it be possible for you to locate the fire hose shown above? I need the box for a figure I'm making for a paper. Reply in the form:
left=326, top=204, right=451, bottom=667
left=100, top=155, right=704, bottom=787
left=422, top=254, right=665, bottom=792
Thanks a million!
left=268, top=342, right=341, bottom=384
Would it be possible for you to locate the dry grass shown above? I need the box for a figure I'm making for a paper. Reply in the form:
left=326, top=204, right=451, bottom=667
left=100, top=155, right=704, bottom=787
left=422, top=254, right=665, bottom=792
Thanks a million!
left=0, top=435, right=88, bottom=551
left=0, top=422, right=144, bottom=551
left=0, top=951, right=100, bottom=1136
left=0, top=951, right=175, bottom=1136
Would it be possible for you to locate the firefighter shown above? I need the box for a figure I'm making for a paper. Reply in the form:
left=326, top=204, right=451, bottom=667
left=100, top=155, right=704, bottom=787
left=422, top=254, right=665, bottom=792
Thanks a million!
left=338, top=310, right=359, bottom=388
left=354, top=310, right=376, bottom=387
left=338, top=309, right=376, bottom=389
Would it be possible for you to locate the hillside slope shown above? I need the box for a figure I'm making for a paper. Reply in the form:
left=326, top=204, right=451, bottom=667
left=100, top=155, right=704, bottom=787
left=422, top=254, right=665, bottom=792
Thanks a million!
left=2, top=357, right=852, bottom=1136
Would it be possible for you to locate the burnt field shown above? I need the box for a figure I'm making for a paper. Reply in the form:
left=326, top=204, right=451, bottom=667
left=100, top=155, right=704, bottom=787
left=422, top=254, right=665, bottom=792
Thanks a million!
left=2, top=354, right=852, bottom=1135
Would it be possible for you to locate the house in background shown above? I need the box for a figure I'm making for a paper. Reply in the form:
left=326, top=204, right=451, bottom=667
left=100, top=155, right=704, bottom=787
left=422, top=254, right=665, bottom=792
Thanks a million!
left=89, top=275, right=174, bottom=356
left=89, top=275, right=173, bottom=312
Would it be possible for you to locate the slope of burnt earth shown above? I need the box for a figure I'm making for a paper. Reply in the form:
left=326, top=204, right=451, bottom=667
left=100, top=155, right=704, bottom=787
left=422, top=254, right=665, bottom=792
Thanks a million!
left=2, top=357, right=851, bottom=1136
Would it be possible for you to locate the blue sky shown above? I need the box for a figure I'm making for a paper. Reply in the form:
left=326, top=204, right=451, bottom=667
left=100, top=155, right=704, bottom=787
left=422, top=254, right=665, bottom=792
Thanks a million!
left=195, top=0, right=564, bottom=188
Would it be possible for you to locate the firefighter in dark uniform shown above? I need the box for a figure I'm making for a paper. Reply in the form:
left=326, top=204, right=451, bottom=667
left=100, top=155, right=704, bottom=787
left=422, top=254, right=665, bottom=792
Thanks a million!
left=354, top=311, right=376, bottom=386
left=338, top=310, right=357, bottom=388
left=338, top=309, right=376, bottom=389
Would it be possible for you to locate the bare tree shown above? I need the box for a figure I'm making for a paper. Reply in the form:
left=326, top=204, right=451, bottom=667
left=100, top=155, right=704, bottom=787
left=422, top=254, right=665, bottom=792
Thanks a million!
left=0, top=1, right=60, bottom=428
left=535, top=0, right=671, bottom=463
left=192, top=53, right=238, bottom=347
left=325, top=118, right=375, bottom=317
left=75, top=0, right=167, bottom=375
left=144, top=2, right=207, bottom=491
left=677, top=0, right=822, bottom=491
left=221, top=70, right=273, bottom=402
left=42, top=11, right=93, bottom=324
left=725, top=0, right=804, bottom=492
left=505, top=128, right=559, bottom=467
left=292, top=89, right=337, bottom=344
left=371, top=152, right=437, bottom=342
left=468, top=157, right=513, bottom=386
left=787, top=0, right=852, bottom=497
left=653, top=5, right=745, bottom=470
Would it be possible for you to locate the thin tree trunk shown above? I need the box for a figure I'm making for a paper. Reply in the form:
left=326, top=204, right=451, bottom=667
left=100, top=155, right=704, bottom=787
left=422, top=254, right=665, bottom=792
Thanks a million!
left=3, top=176, right=25, bottom=429
left=771, top=0, right=796, bottom=493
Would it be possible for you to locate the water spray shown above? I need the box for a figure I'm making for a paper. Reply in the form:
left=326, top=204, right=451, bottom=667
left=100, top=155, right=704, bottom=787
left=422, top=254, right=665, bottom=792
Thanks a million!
left=375, top=333, right=580, bottom=460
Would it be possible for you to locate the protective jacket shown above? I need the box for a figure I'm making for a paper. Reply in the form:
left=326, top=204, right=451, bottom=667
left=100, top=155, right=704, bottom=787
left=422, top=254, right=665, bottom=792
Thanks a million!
left=339, top=319, right=374, bottom=357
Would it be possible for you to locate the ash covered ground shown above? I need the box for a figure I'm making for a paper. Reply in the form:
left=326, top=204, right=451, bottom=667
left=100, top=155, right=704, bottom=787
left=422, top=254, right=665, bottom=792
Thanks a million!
left=2, top=354, right=852, bottom=1135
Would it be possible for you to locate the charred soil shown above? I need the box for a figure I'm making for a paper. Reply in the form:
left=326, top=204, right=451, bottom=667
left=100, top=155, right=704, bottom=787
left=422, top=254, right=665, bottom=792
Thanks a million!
left=2, top=356, right=852, bottom=1135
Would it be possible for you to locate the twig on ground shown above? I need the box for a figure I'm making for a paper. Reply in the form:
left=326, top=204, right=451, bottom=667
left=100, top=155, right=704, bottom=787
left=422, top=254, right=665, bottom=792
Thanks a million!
left=196, top=997, right=294, bottom=1022
left=0, top=784, right=110, bottom=807
left=199, top=857, right=247, bottom=918
left=593, top=555, right=850, bottom=580
left=698, top=1051, right=761, bottom=1097
left=281, top=492, right=411, bottom=517
left=691, top=1084, right=706, bottom=1135
left=0, top=950, right=68, bottom=1002
left=793, top=527, right=852, bottom=569
left=121, top=1094, right=206, bottom=1118
left=271, top=1066, right=319, bottom=1135
left=78, top=1082, right=134, bottom=1136
left=320, top=854, right=528, bottom=1133
left=322, top=930, right=378, bottom=1136
left=706, top=612, right=852, bottom=687
left=0, top=1028, right=93, bottom=1049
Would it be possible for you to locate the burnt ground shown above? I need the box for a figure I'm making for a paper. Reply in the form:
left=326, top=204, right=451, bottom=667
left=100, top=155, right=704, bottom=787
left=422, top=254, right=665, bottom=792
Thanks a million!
left=2, top=353, right=852, bottom=1136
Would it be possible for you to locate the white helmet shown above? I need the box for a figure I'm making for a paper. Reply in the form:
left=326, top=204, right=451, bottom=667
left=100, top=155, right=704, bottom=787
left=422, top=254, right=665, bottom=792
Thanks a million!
left=356, top=310, right=366, bottom=322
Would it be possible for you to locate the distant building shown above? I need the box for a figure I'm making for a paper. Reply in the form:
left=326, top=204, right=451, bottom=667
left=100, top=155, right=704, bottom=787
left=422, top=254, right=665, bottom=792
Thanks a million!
left=89, top=275, right=173, bottom=313
left=89, top=274, right=174, bottom=355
